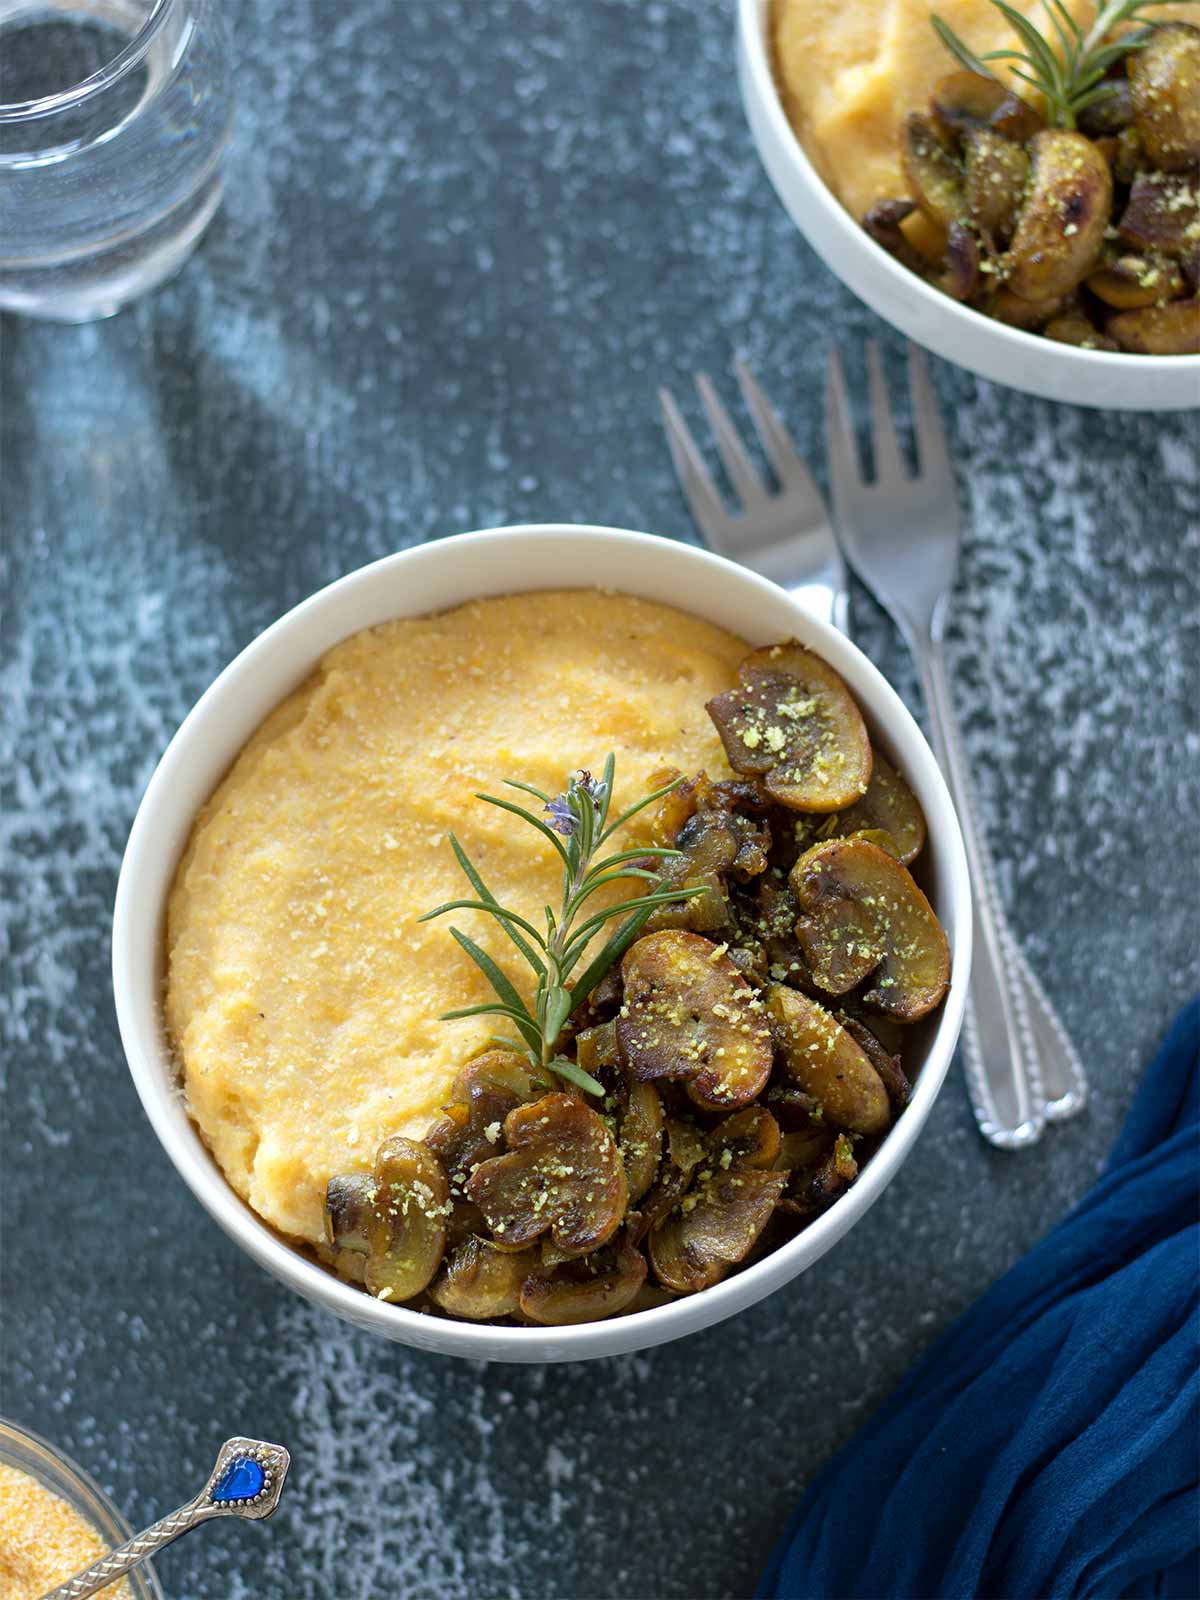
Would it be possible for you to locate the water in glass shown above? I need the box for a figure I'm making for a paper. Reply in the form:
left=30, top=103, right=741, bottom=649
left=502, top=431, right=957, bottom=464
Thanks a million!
left=0, top=0, right=232, bottom=321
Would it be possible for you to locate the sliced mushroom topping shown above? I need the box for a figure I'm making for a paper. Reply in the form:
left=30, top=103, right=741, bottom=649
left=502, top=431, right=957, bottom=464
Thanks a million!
left=1078, top=78, right=1135, bottom=138
left=574, top=1019, right=619, bottom=1082
left=1087, top=253, right=1186, bottom=309
left=1044, top=310, right=1119, bottom=350
left=617, top=930, right=773, bottom=1111
left=1129, top=22, right=1200, bottom=171
left=519, top=1240, right=648, bottom=1325
left=790, top=837, right=950, bottom=1021
left=428, top=1235, right=539, bottom=1321
left=837, top=1013, right=911, bottom=1112
left=775, top=1126, right=836, bottom=1173
left=710, top=1104, right=782, bottom=1170
left=983, top=287, right=1071, bottom=329
left=1112, top=125, right=1145, bottom=185
left=785, top=1133, right=858, bottom=1218
left=627, top=1151, right=692, bottom=1247
left=929, top=71, right=1041, bottom=145
left=357, top=1137, right=452, bottom=1302
left=649, top=1157, right=786, bottom=1294
left=936, top=220, right=982, bottom=301
left=424, top=1049, right=545, bottom=1195
left=649, top=769, right=773, bottom=845
left=735, top=874, right=813, bottom=988
left=465, top=1093, right=627, bottom=1258
left=767, top=986, right=892, bottom=1136
left=901, top=112, right=964, bottom=228
left=863, top=198, right=931, bottom=275
left=324, top=1172, right=378, bottom=1255
left=964, top=129, right=1030, bottom=246
left=707, top=642, right=872, bottom=813
left=1119, top=171, right=1199, bottom=258
left=619, top=1078, right=664, bottom=1204
left=644, top=809, right=735, bottom=935
left=809, top=749, right=927, bottom=866
left=1106, top=300, right=1200, bottom=354
left=1004, top=131, right=1112, bottom=300
left=863, top=201, right=978, bottom=301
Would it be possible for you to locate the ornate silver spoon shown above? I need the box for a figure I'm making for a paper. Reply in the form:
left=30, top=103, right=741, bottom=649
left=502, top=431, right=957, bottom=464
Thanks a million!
left=40, top=1436, right=291, bottom=1600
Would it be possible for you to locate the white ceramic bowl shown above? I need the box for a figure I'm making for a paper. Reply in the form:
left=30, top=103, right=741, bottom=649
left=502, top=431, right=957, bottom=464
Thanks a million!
left=737, top=0, right=1200, bottom=411
left=113, top=525, right=971, bottom=1362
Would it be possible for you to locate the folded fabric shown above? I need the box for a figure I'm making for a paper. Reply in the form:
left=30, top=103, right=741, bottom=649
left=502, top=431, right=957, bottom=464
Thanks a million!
left=758, top=999, right=1199, bottom=1600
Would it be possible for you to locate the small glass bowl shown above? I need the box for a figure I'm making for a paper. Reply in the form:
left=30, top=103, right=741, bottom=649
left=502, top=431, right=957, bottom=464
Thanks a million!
left=0, top=1418, right=162, bottom=1598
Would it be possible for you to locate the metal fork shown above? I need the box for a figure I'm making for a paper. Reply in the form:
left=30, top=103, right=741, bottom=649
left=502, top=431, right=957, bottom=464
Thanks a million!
left=659, top=357, right=850, bottom=633
left=824, top=341, right=1087, bottom=1147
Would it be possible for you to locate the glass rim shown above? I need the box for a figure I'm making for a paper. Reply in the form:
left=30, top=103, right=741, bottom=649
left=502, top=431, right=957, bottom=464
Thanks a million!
left=0, top=0, right=173, bottom=123
left=0, top=1416, right=164, bottom=1597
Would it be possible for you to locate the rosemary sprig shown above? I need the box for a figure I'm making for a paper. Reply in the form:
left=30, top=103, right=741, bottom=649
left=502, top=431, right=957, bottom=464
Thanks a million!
left=419, top=757, right=702, bottom=1095
left=932, top=0, right=1189, bottom=127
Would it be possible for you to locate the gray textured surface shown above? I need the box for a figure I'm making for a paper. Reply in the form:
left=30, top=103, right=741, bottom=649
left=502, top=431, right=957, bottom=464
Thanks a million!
left=2, top=2, right=1198, bottom=1597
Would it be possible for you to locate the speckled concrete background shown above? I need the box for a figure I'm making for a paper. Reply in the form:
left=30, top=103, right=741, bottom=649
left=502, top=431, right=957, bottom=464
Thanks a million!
left=2, top=2, right=1198, bottom=1596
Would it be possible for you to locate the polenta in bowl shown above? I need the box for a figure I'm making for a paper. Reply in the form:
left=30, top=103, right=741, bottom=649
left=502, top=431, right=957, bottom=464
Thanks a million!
left=115, top=527, right=970, bottom=1360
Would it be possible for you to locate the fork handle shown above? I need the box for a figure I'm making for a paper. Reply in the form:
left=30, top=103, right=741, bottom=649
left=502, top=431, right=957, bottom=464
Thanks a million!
left=917, top=640, right=1045, bottom=1149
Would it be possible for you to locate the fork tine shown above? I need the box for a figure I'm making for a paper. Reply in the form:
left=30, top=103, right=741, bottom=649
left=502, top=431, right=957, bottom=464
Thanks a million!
left=906, top=343, right=955, bottom=491
left=865, top=340, right=907, bottom=484
left=658, top=385, right=730, bottom=540
left=694, top=372, right=768, bottom=507
left=732, top=356, right=827, bottom=513
left=824, top=346, right=866, bottom=518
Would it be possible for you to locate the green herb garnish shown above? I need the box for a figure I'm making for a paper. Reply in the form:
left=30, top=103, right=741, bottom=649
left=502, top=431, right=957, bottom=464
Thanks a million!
left=419, top=757, right=702, bottom=1096
left=932, top=0, right=1189, bottom=127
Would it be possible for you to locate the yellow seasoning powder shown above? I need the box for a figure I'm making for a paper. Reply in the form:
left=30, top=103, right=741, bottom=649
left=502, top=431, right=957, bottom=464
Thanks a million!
left=0, top=1463, right=132, bottom=1599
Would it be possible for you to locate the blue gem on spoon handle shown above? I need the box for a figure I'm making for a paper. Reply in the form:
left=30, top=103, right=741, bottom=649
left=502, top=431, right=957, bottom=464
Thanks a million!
left=40, top=1436, right=291, bottom=1600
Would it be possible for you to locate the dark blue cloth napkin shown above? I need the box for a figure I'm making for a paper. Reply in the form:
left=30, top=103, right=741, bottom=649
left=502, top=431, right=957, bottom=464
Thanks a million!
left=758, top=999, right=1200, bottom=1600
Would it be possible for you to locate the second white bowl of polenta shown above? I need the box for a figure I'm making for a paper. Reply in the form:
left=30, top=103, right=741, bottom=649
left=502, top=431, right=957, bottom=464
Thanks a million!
left=114, top=526, right=970, bottom=1361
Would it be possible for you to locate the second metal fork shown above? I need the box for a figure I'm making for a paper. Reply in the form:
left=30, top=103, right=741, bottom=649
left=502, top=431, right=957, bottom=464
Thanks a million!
left=825, top=343, right=1087, bottom=1147
left=659, top=357, right=850, bottom=634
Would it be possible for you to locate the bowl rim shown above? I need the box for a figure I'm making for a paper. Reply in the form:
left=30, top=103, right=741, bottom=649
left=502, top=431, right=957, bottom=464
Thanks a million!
left=736, top=0, right=1200, bottom=394
left=112, top=523, right=971, bottom=1361
left=0, top=1417, right=163, bottom=1598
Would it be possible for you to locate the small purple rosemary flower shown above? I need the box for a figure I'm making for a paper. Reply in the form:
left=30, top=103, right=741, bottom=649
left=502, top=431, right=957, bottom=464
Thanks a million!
left=545, top=794, right=578, bottom=836
left=546, top=770, right=608, bottom=835
left=575, top=769, right=604, bottom=804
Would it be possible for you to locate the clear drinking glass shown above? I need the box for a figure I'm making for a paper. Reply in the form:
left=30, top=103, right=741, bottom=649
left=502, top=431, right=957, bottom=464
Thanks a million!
left=0, top=0, right=232, bottom=321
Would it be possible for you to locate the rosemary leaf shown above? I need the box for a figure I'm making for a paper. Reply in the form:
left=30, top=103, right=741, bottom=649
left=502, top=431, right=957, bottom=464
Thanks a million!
left=545, top=1056, right=604, bottom=1096
left=541, top=985, right=573, bottom=1051
left=569, top=869, right=663, bottom=917
left=1045, top=0, right=1084, bottom=46
left=447, top=927, right=537, bottom=1027
left=1041, top=0, right=1081, bottom=63
left=596, top=753, right=617, bottom=832
left=476, top=792, right=571, bottom=863
left=418, top=897, right=548, bottom=949
left=598, top=773, right=686, bottom=843
left=931, top=13, right=999, bottom=77
left=502, top=778, right=552, bottom=803
left=443, top=833, right=546, bottom=973
left=991, top=0, right=1069, bottom=84
left=586, top=845, right=683, bottom=877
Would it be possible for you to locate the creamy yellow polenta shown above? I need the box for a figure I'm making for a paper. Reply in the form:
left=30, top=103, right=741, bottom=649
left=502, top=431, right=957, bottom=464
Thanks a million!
left=771, top=0, right=1200, bottom=219
left=166, top=592, right=746, bottom=1247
